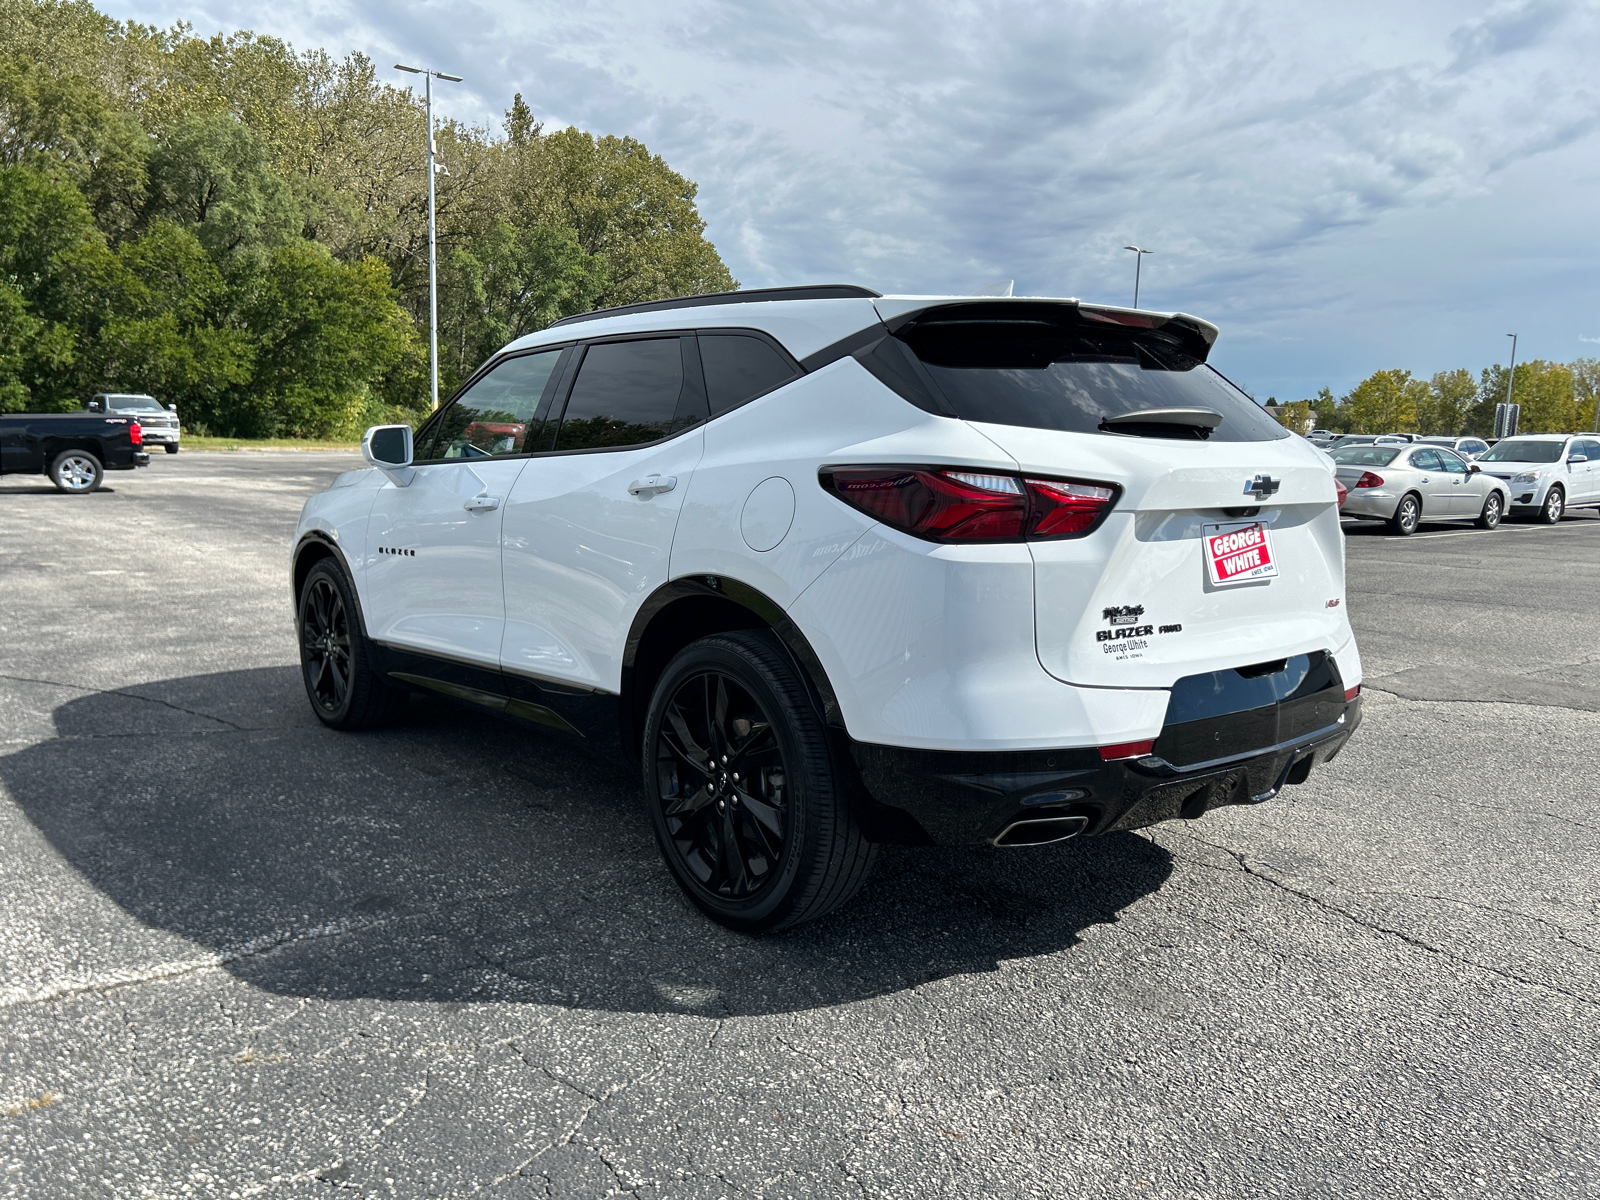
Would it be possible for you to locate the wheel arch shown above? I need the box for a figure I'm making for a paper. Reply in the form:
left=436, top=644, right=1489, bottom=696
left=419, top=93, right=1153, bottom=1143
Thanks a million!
left=620, top=576, right=844, bottom=763
left=291, top=533, right=371, bottom=638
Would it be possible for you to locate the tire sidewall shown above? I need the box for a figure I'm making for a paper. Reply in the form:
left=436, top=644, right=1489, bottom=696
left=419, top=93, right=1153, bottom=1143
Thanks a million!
left=1481, top=493, right=1502, bottom=528
left=641, top=636, right=820, bottom=930
left=1543, top=487, right=1564, bottom=523
left=299, top=561, right=358, bottom=725
left=1393, top=494, right=1420, bottom=535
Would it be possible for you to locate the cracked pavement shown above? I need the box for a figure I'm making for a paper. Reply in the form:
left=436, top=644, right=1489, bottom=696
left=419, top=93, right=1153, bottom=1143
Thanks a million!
left=1, top=453, right=1597, bottom=1198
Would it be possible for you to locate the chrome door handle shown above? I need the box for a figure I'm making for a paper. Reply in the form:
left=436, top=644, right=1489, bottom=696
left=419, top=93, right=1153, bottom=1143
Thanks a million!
left=464, top=495, right=501, bottom=512
left=627, top=474, right=677, bottom=498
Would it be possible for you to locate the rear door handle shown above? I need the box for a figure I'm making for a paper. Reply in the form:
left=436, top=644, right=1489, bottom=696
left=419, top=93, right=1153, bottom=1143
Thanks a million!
left=627, top=474, right=677, bottom=498
left=464, top=495, right=501, bottom=512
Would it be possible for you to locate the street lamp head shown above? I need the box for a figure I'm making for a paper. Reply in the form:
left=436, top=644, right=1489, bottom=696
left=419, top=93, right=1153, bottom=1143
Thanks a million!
left=394, top=64, right=463, bottom=82
left=394, top=63, right=422, bottom=73
left=436, top=72, right=464, bottom=82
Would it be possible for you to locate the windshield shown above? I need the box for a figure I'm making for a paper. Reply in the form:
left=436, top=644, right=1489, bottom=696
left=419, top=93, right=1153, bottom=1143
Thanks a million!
left=1480, top=439, right=1564, bottom=463
left=1330, top=446, right=1400, bottom=467
left=881, top=316, right=1287, bottom=443
left=105, top=396, right=165, bottom=412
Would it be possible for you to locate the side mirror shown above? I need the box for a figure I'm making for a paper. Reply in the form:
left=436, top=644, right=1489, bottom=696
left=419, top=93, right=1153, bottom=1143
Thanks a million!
left=1569, top=454, right=1588, bottom=464
left=362, top=424, right=415, bottom=487
left=86, top=399, right=103, bottom=412
left=1468, top=462, right=1481, bottom=473
left=167, top=404, right=177, bottom=413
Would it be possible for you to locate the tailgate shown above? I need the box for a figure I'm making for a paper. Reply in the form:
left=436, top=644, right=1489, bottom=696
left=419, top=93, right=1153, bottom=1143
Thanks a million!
left=969, top=423, right=1349, bottom=689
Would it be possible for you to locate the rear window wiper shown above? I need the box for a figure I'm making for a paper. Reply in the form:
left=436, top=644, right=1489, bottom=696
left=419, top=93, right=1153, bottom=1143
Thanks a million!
left=1099, top=407, right=1222, bottom=440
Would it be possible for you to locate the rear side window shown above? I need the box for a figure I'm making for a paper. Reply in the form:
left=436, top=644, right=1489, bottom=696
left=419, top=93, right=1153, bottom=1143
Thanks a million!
left=555, top=338, right=704, bottom=451
left=697, top=333, right=799, bottom=417
left=418, top=349, right=564, bottom=461
left=862, top=307, right=1286, bottom=443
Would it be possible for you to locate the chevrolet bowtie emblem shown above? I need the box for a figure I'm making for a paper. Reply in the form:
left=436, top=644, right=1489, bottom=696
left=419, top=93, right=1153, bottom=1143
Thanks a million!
left=1244, top=474, right=1281, bottom=500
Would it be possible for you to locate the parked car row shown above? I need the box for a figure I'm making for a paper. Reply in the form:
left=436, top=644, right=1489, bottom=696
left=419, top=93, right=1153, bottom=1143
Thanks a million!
left=1329, top=434, right=1600, bottom=533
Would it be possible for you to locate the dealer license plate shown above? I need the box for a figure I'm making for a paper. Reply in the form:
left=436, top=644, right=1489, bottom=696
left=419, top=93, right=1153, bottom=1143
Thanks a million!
left=1203, top=521, right=1278, bottom=587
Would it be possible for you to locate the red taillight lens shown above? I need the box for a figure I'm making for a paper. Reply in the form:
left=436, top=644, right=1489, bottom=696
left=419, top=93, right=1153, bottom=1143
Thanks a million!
left=129, top=421, right=143, bottom=445
left=1334, top=479, right=1348, bottom=510
left=823, top=467, right=1117, bottom=543
left=1024, top=479, right=1117, bottom=536
left=1344, top=685, right=1360, bottom=701
left=1354, top=472, right=1383, bottom=489
left=1099, top=739, right=1155, bottom=761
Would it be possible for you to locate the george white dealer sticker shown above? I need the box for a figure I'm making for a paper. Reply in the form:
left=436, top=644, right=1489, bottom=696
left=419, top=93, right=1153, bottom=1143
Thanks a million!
left=1203, top=521, right=1278, bottom=586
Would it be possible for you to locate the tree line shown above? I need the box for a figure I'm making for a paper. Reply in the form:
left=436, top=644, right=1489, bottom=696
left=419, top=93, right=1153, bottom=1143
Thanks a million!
left=0, top=0, right=735, bottom=437
left=1267, top=360, right=1600, bottom=438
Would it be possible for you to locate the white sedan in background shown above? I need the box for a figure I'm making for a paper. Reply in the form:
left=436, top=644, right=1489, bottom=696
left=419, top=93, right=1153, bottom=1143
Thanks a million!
left=1333, top=443, right=1509, bottom=535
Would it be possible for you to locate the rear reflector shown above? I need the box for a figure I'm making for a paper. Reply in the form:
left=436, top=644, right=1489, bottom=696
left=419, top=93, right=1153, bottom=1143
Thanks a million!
left=129, top=421, right=143, bottom=446
left=1099, top=739, right=1155, bottom=761
left=1354, top=472, right=1384, bottom=489
left=822, top=466, right=1118, bottom=543
left=1344, top=685, right=1360, bottom=701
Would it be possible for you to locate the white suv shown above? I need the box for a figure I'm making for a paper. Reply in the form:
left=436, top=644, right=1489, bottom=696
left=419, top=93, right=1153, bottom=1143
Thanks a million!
left=291, top=285, right=1363, bottom=931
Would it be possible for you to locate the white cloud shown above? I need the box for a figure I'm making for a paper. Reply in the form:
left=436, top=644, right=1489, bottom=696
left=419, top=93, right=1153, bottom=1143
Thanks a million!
left=103, top=0, right=1600, bottom=397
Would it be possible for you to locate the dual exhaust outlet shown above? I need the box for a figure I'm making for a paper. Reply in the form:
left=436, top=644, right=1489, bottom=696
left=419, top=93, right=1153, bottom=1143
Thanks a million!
left=991, top=813, right=1090, bottom=848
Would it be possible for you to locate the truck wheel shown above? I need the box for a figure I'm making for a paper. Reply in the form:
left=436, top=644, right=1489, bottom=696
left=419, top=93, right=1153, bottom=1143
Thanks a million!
left=164, top=443, right=179, bottom=455
left=297, top=560, right=409, bottom=730
left=642, top=630, right=876, bottom=933
left=49, top=451, right=103, bottom=494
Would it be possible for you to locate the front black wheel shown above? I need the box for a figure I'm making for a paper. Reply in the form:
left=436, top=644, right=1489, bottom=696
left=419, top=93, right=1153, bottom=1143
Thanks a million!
left=643, top=631, right=875, bottom=932
left=1538, top=486, right=1564, bottom=524
left=297, top=560, right=408, bottom=730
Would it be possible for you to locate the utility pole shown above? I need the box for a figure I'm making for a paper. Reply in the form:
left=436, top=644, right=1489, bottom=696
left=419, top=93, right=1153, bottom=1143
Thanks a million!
left=1123, top=245, right=1151, bottom=308
left=395, top=63, right=463, bottom=411
left=1504, top=333, right=1518, bottom=407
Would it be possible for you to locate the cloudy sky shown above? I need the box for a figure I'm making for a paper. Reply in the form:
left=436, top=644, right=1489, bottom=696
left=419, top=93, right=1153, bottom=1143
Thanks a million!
left=107, top=0, right=1600, bottom=400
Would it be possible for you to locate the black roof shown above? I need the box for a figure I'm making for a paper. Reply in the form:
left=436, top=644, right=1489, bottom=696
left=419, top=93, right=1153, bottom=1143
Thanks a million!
left=547, top=284, right=882, bottom=329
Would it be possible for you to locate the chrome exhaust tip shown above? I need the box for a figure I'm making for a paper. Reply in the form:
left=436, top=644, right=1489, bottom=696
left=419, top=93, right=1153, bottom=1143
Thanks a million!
left=991, top=814, right=1090, bottom=848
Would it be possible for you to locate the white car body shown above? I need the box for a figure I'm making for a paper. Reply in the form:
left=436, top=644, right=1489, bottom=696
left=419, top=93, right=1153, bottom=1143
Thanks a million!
left=292, top=286, right=1362, bottom=861
left=1475, top=434, right=1600, bottom=519
left=85, top=393, right=181, bottom=450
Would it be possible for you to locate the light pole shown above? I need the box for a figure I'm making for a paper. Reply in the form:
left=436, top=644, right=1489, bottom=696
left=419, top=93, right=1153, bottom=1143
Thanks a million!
left=1504, top=333, right=1518, bottom=407
left=395, top=63, right=463, bottom=411
left=1123, top=245, right=1152, bottom=308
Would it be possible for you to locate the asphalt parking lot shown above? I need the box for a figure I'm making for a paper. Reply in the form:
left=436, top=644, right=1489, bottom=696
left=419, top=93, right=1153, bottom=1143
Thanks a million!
left=2, top=453, right=1597, bottom=1199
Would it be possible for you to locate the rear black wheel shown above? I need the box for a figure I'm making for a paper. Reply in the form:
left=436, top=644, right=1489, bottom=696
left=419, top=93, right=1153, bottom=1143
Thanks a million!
left=297, top=560, right=408, bottom=730
left=643, top=631, right=875, bottom=932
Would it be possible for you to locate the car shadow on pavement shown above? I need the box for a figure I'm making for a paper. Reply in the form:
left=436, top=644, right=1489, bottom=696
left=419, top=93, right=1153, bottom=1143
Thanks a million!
left=1, top=666, right=1173, bottom=1017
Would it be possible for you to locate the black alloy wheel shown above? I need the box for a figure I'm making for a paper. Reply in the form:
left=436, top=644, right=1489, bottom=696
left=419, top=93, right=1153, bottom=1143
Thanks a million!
left=1388, top=493, right=1421, bottom=536
left=643, top=631, right=876, bottom=932
left=655, top=669, right=789, bottom=901
left=296, top=560, right=408, bottom=730
left=301, top=574, right=352, bottom=716
left=1539, top=486, right=1564, bottom=524
left=1476, top=492, right=1503, bottom=530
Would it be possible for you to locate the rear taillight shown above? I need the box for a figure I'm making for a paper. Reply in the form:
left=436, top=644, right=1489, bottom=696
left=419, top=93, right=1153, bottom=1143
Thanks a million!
left=1354, top=472, right=1383, bottom=489
left=1334, top=479, right=1348, bottom=509
left=821, top=466, right=1118, bottom=542
left=129, top=421, right=143, bottom=445
left=1344, top=685, right=1360, bottom=701
left=1099, top=739, right=1155, bottom=761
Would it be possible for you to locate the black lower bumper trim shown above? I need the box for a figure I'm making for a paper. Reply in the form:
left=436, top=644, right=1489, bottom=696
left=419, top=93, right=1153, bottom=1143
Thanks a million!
left=847, top=697, right=1361, bottom=846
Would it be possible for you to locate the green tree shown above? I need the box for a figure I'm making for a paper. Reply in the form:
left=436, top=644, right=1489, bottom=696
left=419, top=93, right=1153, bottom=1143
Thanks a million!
left=1343, top=369, right=1424, bottom=433
left=1416, top=368, right=1476, bottom=435
left=1307, top=386, right=1345, bottom=432
left=1573, top=358, right=1600, bottom=433
left=145, top=113, right=300, bottom=259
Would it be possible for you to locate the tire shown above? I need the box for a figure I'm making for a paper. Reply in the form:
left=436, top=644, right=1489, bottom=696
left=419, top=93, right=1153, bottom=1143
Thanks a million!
left=1538, top=486, right=1564, bottom=524
left=1387, top=492, right=1421, bottom=536
left=48, top=450, right=103, bottom=494
left=1475, top=491, right=1503, bottom=530
left=164, top=443, right=179, bottom=454
left=297, top=560, right=409, bottom=730
left=642, top=630, right=876, bottom=933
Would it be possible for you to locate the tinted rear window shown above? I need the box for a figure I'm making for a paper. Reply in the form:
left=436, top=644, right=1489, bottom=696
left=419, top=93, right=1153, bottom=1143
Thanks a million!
left=698, top=333, right=799, bottom=417
left=879, top=315, right=1286, bottom=443
left=556, top=338, right=700, bottom=451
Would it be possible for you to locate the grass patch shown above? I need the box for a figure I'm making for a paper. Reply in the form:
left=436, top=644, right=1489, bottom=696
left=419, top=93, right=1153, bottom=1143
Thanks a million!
left=183, top=436, right=361, bottom=452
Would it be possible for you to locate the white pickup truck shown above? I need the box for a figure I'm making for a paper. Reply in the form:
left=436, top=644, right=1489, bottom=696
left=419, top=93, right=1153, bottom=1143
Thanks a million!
left=84, top=394, right=181, bottom=453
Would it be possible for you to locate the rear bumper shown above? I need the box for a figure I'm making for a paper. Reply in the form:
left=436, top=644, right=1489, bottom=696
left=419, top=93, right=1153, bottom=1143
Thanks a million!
left=1339, top=489, right=1399, bottom=520
left=848, top=697, right=1361, bottom=847
left=108, top=452, right=149, bottom=470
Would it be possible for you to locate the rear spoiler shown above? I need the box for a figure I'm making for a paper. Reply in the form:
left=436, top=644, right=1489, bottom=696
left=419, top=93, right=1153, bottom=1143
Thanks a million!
left=873, top=298, right=1220, bottom=365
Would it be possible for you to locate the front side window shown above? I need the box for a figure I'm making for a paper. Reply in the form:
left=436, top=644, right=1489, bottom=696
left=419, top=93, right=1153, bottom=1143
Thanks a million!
left=1570, top=439, right=1598, bottom=461
left=554, top=338, right=702, bottom=451
left=1436, top=449, right=1469, bottom=474
left=698, top=333, right=800, bottom=417
left=419, top=349, right=565, bottom=461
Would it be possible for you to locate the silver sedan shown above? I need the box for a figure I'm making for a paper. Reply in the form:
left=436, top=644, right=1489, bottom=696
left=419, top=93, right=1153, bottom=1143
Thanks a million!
left=1332, top=443, right=1510, bottom=536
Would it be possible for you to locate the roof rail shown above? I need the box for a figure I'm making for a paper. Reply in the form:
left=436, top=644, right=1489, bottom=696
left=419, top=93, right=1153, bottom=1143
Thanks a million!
left=546, top=284, right=883, bottom=329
